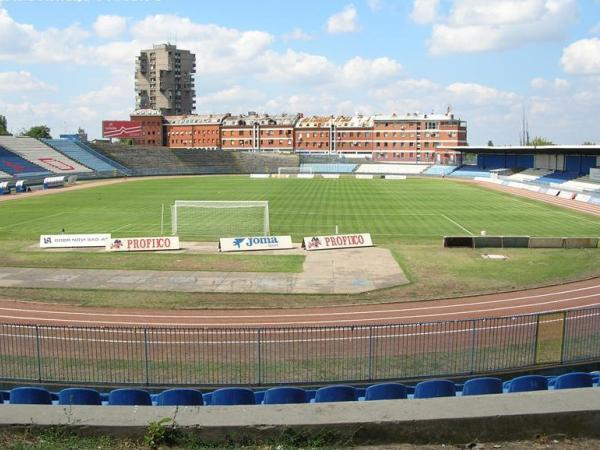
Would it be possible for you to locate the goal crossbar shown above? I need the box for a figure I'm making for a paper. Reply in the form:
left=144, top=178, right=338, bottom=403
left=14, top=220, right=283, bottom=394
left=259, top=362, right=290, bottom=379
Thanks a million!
left=171, top=201, right=270, bottom=236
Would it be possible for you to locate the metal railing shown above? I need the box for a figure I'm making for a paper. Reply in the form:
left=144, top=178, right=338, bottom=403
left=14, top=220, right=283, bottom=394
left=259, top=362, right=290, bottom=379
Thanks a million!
left=0, top=307, right=598, bottom=387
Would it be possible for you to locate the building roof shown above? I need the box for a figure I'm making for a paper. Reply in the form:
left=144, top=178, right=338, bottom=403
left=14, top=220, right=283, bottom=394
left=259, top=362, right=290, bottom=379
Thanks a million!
left=296, top=116, right=334, bottom=128
left=222, top=112, right=301, bottom=127
left=372, top=112, right=462, bottom=122
left=333, top=115, right=374, bottom=128
left=130, top=109, right=163, bottom=117
left=448, top=145, right=600, bottom=156
left=164, top=114, right=230, bottom=125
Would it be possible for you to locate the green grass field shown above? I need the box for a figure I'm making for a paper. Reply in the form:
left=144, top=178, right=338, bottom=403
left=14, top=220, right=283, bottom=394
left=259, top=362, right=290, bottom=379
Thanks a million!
left=2, top=176, right=600, bottom=241
left=1, top=176, right=600, bottom=308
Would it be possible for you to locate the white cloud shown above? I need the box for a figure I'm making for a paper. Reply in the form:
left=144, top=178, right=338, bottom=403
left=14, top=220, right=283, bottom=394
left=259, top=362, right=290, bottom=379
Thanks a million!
left=259, top=49, right=335, bottom=83
left=340, top=56, right=402, bottom=86
left=0, top=71, right=54, bottom=92
left=282, top=27, right=313, bottom=41
left=0, top=8, right=90, bottom=64
left=422, top=0, right=577, bottom=55
left=561, top=38, right=600, bottom=75
left=367, top=0, right=382, bottom=11
left=93, top=15, right=127, bottom=39
left=410, top=0, right=440, bottom=24
left=446, top=82, right=518, bottom=106
left=326, top=5, right=360, bottom=34
left=530, top=77, right=570, bottom=89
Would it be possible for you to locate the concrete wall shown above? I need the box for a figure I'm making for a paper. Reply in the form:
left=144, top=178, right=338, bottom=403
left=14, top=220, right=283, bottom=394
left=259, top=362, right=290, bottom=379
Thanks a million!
left=1, top=389, right=599, bottom=445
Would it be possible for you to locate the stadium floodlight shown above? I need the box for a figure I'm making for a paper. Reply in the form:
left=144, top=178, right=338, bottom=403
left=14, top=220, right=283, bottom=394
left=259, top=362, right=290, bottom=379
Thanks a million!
left=277, top=166, right=313, bottom=176
left=171, top=200, right=269, bottom=237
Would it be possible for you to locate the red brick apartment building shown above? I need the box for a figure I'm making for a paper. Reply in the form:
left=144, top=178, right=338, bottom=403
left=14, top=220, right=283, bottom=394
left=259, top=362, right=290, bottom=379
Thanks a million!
left=128, top=110, right=466, bottom=161
left=221, top=113, right=300, bottom=152
left=165, top=114, right=229, bottom=149
left=130, top=109, right=164, bottom=146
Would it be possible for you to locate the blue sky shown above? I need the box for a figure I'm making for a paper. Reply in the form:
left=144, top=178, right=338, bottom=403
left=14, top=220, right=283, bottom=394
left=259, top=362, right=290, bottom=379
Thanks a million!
left=1, top=0, right=599, bottom=144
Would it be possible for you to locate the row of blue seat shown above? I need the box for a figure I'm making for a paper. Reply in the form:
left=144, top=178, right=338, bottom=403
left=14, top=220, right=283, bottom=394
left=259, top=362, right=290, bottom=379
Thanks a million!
left=2, top=372, right=598, bottom=406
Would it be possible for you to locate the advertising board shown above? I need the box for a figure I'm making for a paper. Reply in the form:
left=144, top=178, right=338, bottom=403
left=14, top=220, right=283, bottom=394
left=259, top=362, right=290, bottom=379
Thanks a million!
left=102, top=120, right=142, bottom=138
left=40, top=234, right=111, bottom=248
left=302, top=233, right=373, bottom=251
left=106, top=236, right=180, bottom=252
left=219, top=236, right=293, bottom=252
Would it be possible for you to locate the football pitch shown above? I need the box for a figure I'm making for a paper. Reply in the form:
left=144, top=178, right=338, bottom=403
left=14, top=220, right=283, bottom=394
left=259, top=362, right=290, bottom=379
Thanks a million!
left=2, top=176, right=600, bottom=242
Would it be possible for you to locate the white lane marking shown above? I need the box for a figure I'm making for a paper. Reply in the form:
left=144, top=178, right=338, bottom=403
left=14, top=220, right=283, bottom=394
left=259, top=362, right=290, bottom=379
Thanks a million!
left=1, top=283, right=599, bottom=320
left=442, top=214, right=474, bottom=235
left=0, top=298, right=597, bottom=327
left=0, top=212, right=65, bottom=230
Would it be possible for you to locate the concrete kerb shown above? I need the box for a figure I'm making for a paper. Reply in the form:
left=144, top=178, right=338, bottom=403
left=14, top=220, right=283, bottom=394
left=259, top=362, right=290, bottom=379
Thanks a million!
left=1, top=389, right=599, bottom=445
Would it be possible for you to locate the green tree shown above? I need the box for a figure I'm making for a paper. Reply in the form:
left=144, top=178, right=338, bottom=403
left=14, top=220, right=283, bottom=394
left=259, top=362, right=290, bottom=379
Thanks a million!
left=487, top=140, right=494, bottom=147
left=0, top=115, right=10, bottom=136
left=530, top=136, right=553, bottom=146
left=583, top=141, right=596, bottom=145
left=21, top=125, right=52, bottom=139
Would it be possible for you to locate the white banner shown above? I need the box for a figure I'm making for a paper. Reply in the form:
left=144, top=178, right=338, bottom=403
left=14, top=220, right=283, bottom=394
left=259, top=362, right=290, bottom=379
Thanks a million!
left=40, top=234, right=111, bottom=248
left=303, top=233, right=373, bottom=251
left=220, top=236, right=293, bottom=252
left=106, top=236, right=180, bottom=252
left=590, top=168, right=600, bottom=182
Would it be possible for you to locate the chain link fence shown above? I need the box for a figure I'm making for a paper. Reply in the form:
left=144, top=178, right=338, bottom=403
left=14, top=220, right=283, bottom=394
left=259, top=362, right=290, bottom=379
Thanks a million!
left=0, top=307, right=598, bottom=387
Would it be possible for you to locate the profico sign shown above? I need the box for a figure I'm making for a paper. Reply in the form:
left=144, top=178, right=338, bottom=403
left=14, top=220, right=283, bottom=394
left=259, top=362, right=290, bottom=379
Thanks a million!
left=302, top=233, right=373, bottom=251
left=106, top=236, right=180, bottom=252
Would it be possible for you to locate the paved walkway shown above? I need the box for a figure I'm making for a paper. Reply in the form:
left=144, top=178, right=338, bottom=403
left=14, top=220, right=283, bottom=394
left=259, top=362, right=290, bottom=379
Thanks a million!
left=0, top=247, right=408, bottom=294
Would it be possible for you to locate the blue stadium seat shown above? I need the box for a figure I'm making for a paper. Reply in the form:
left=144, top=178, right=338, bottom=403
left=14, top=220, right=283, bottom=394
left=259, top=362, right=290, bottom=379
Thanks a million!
left=507, top=375, right=548, bottom=393
left=306, top=390, right=317, bottom=402
left=0, top=390, right=8, bottom=402
left=462, top=377, right=503, bottom=396
left=108, top=388, right=152, bottom=406
left=263, top=387, right=308, bottom=405
left=365, top=382, right=408, bottom=401
left=414, top=380, right=456, bottom=399
left=210, top=388, right=255, bottom=406
left=254, top=391, right=265, bottom=404
left=314, top=385, right=357, bottom=403
left=554, top=372, right=593, bottom=390
left=157, top=388, right=204, bottom=406
left=202, top=392, right=213, bottom=405
left=10, top=387, right=52, bottom=405
left=58, top=388, right=101, bottom=405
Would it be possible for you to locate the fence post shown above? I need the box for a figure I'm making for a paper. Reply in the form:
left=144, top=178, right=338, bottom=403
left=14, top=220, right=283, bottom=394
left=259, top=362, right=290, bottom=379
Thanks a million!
left=469, top=320, right=477, bottom=374
left=143, top=329, right=150, bottom=386
left=367, top=326, right=374, bottom=381
left=34, top=325, right=42, bottom=383
left=256, top=329, right=262, bottom=385
left=532, top=313, right=541, bottom=365
left=560, top=310, right=568, bottom=364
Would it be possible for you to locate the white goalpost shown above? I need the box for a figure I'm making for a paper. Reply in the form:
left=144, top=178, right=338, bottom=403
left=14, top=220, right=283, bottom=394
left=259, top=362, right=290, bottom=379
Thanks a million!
left=171, top=201, right=270, bottom=237
left=277, top=166, right=313, bottom=176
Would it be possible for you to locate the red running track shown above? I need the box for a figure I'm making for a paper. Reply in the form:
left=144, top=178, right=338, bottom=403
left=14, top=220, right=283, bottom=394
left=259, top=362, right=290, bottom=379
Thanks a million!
left=0, top=277, right=599, bottom=328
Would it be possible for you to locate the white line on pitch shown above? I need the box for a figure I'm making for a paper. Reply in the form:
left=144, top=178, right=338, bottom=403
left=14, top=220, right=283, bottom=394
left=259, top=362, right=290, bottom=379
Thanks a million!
left=0, top=212, right=65, bottom=230
left=112, top=224, right=132, bottom=232
left=442, top=214, right=474, bottom=235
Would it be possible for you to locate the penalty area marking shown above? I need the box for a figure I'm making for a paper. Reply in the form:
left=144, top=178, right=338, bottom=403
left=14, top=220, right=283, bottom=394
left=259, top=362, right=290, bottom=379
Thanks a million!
left=442, top=214, right=474, bottom=235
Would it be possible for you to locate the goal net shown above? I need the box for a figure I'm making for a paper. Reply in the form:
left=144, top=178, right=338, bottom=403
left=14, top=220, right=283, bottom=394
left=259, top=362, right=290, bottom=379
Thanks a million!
left=171, top=201, right=270, bottom=237
left=277, top=166, right=313, bottom=176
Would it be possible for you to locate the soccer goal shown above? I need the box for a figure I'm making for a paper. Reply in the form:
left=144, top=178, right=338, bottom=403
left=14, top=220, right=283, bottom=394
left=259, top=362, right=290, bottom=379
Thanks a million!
left=171, top=201, right=270, bottom=237
left=277, top=166, right=313, bottom=176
